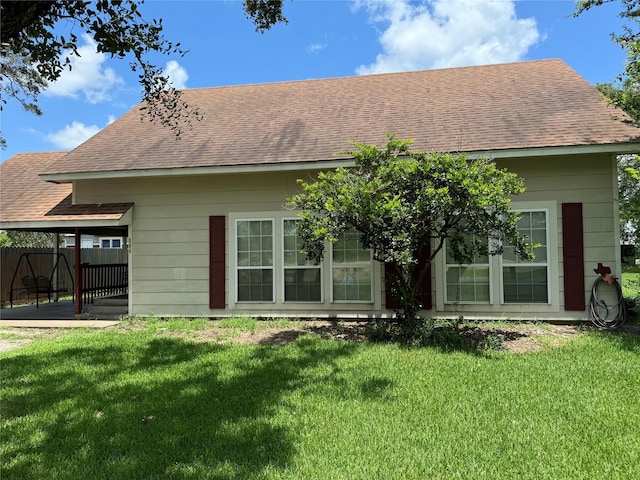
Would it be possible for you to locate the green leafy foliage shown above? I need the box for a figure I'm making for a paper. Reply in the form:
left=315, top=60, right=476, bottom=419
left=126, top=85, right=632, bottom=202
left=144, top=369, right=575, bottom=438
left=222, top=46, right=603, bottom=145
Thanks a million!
left=617, top=154, right=640, bottom=243
left=0, top=0, right=288, bottom=146
left=288, top=135, right=532, bottom=323
left=0, top=231, right=60, bottom=248
left=576, top=0, right=639, bottom=125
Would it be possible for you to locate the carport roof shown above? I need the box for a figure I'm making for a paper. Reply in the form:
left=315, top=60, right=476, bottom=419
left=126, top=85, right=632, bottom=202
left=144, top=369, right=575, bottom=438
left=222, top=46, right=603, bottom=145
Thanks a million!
left=0, top=152, right=132, bottom=231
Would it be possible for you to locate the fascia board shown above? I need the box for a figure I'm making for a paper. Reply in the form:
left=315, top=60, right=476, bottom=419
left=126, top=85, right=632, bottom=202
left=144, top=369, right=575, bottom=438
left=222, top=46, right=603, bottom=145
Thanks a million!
left=39, top=143, right=640, bottom=183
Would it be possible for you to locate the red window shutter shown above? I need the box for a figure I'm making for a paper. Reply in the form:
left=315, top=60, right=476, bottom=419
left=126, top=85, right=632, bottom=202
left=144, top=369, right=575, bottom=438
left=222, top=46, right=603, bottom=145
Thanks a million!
left=209, top=216, right=226, bottom=309
left=562, top=203, right=585, bottom=311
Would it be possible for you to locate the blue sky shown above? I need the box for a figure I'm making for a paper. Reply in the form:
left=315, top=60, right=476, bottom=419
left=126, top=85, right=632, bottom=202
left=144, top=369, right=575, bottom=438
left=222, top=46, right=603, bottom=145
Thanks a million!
left=1, top=0, right=631, bottom=162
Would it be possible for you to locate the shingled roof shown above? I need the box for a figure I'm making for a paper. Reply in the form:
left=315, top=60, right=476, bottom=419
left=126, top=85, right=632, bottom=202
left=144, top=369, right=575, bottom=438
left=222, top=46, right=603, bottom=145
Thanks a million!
left=38, top=59, right=640, bottom=178
left=0, top=152, right=132, bottom=228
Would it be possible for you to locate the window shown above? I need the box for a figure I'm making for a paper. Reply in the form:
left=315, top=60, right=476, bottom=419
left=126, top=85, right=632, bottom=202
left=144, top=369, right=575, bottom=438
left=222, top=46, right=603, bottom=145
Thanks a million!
left=502, top=210, right=549, bottom=303
left=236, top=220, right=274, bottom=302
left=100, top=237, right=122, bottom=249
left=231, top=215, right=376, bottom=307
left=283, top=219, right=321, bottom=302
left=445, top=235, right=490, bottom=303
left=331, top=231, right=373, bottom=302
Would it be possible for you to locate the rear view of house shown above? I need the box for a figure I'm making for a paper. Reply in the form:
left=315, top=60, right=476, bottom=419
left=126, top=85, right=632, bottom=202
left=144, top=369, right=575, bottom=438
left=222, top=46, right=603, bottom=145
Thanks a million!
left=1, top=59, right=638, bottom=321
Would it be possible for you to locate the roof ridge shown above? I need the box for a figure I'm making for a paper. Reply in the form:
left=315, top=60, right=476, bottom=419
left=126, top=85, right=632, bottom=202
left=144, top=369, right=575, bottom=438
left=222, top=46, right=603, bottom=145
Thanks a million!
left=179, top=58, right=568, bottom=93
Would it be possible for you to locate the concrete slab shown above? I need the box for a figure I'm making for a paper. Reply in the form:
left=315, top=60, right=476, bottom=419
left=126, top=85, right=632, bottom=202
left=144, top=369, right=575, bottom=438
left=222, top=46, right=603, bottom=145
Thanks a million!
left=0, top=320, right=119, bottom=329
left=1, top=301, right=121, bottom=328
left=1, top=300, right=76, bottom=320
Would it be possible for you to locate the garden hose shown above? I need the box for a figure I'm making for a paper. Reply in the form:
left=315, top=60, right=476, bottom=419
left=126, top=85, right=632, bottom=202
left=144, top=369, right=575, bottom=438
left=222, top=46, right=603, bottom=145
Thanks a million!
left=589, top=275, right=626, bottom=329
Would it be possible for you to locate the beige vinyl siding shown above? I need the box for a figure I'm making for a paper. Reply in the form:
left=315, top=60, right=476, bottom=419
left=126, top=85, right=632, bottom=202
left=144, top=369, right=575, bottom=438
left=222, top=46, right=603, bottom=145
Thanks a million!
left=434, top=153, right=617, bottom=321
left=75, top=171, right=381, bottom=317
left=74, top=153, right=618, bottom=320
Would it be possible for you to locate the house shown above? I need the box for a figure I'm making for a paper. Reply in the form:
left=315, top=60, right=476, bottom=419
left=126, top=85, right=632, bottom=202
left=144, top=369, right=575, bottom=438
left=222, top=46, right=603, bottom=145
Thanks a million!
left=62, top=234, right=126, bottom=249
left=1, top=59, right=638, bottom=321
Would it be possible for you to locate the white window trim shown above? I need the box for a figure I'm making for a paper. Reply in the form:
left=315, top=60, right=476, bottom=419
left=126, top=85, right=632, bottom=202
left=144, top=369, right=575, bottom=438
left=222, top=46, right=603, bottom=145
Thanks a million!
left=234, top=218, right=276, bottom=304
left=281, top=217, right=323, bottom=303
left=435, top=201, right=559, bottom=312
left=499, top=207, right=551, bottom=305
left=444, top=263, right=492, bottom=305
left=228, top=212, right=380, bottom=310
left=100, top=237, right=123, bottom=248
left=329, top=232, right=374, bottom=304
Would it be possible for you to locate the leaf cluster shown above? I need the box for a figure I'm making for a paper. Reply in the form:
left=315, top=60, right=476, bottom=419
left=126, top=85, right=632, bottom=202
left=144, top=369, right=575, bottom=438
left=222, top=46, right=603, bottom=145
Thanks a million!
left=618, top=154, right=640, bottom=243
left=289, top=135, right=530, bottom=267
left=576, top=0, right=640, bottom=125
left=244, top=0, right=288, bottom=33
left=0, top=0, right=289, bottom=146
left=287, top=135, right=532, bottom=321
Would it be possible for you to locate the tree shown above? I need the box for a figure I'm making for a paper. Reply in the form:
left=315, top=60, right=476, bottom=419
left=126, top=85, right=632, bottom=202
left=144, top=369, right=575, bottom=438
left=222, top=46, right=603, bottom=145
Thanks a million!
left=287, top=136, right=533, bottom=325
left=600, top=82, right=640, bottom=244
left=618, top=154, right=640, bottom=244
left=0, top=0, right=288, bottom=147
left=575, top=0, right=639, bottom=124
left=575, top=1, right=640, bottom=244
left=0, top=231, right=61, bottom=248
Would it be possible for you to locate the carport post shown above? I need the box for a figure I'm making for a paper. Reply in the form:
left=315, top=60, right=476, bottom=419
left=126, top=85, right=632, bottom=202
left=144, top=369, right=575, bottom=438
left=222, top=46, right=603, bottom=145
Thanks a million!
left=74, top=229, right=82, bottom=315
left=52, top=233, right=59, bottom=301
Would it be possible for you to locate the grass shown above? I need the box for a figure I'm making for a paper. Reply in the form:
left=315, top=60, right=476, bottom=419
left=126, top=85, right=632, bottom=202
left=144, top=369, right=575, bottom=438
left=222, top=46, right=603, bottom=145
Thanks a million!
left=622, top=267, right=640, bottom=322
left=622, top=267, right=640, bottom=298
left=1, top=326, right=639, bottom=479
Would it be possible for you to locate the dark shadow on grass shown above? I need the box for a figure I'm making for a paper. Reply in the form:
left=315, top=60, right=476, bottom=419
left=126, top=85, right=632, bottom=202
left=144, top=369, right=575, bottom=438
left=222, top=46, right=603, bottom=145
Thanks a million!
left=365, top=319, right=525, bottom=356
left=1, top=335, right=357, bottom=479
left=585, top=327, right=640, bottom=353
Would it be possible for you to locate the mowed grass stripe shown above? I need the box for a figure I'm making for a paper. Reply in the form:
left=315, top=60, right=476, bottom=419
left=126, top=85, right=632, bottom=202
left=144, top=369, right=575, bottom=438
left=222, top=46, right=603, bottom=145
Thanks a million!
left=1, top=328, right=639, bottom=479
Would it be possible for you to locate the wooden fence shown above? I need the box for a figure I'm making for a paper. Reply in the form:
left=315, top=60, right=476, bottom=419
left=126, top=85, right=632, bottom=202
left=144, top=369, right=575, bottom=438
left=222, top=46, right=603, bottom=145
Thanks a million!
left=1, top=247, right=127, bottom=306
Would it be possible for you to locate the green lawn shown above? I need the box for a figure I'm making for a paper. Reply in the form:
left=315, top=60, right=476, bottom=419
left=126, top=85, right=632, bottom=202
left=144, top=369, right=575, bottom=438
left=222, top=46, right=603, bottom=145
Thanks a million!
left=623, top=267, right=639, bottom=298
left=622, top=267, right=640, bottom=322
left=2, top=326, right=639, bottom=479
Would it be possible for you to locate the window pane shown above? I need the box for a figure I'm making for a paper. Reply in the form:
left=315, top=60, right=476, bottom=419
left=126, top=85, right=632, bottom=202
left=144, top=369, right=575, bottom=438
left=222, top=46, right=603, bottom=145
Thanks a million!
left=333, top=232, right=370, bottom=264
left=446, top=266, right=490, bottom=302
left=237, top=221, right=249, bottom=236
left=101, top=239, right=110, bottom=248
left=517, top=213, right=531, bottom=229
left=112, top=239, right=121, bottom=248
left=531, top=211, right=546, bottom=228
left=503, top=266, right=547, bottom=303
left=446, top=234, right=489, bottom=264
left=332, top=231, right=372, bottom=301
left=238, top=268, right=273, bottom=302
left=284, top=268, right=321, bottom=302
left=445, top=235, right=490, bottom=303
left=237, top=220, right=273, bottom=302
left=237, top=220, right=273, bottom=267
left=332, top=267, right=371, bottom=301
left=283, top=219, right=317, bottom=267
left=502, top=210, right=548, bottom=303
left=531, top=229, right=546, bottom=245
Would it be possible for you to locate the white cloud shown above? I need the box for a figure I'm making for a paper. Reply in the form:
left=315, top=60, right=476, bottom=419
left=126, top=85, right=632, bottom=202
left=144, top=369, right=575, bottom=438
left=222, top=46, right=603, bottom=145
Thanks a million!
left=355, top=0, right=540, bottom=75
left=307, top=42, right=328, bottom=54
left=44, top=34, right=124, bottom=103
left=162, top=60, right=189, bottom=90
left=46, top=121, right=101, bottom=149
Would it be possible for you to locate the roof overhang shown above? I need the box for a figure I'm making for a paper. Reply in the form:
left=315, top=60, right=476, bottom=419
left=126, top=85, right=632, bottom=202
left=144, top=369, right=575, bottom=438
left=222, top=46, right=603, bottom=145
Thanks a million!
left=0, top=196, right=133, bottom=233
left=39, top=143, right=640, bottom=183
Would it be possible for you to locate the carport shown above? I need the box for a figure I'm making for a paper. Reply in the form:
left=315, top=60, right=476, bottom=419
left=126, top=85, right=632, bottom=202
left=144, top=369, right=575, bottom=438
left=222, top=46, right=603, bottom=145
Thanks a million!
left=0, top=152, right=132, bottom=316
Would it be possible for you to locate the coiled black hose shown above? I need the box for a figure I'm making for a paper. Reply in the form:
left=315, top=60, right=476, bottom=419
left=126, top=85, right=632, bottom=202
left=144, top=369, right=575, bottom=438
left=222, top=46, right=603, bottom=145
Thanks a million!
left=589, top=275, right=626, bottom=329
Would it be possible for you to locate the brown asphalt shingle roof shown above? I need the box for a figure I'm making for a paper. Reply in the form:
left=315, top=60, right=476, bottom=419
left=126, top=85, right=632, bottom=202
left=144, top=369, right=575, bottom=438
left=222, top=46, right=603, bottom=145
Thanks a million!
left=0, top=152, right=132, bottom=225
left=43, top=59, right=639, bottom=177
